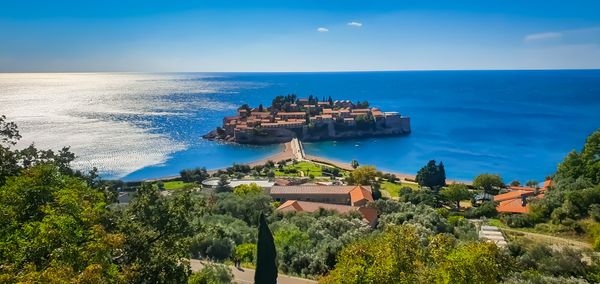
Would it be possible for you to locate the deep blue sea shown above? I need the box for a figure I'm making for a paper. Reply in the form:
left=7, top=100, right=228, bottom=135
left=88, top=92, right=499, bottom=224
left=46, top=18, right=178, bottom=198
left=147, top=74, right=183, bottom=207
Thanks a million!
left=1, top=71, right=599, bottom=182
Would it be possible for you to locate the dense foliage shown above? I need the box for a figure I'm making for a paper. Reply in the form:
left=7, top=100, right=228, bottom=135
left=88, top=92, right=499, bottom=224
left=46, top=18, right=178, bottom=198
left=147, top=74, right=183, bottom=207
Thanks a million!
left=321, top=225, right=509, bottom=284
left=502, top=130, right=600, bottom=248
left=473, top=174, right=505, bottom=195
left=416, top=160, right=446, bottom=189
left=2, top=115, right=599, bottom=283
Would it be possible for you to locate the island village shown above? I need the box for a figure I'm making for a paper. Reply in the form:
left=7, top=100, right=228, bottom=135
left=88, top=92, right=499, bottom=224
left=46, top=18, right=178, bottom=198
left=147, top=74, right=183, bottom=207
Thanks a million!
left=203, top=95, right=411, bottom=144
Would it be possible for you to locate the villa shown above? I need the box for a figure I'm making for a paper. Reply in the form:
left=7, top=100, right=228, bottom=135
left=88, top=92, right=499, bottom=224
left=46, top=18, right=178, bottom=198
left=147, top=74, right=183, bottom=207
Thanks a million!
left=495, top=179, right=553, bottom=214
left=269, top=185, right=374, bottom=206
left=276, top=200, right=379, bottom=227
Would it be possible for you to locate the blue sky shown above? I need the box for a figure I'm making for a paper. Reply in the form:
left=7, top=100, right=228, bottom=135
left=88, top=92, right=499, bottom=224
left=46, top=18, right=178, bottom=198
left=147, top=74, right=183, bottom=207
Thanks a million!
left=1, top=0, right=600, bottom=72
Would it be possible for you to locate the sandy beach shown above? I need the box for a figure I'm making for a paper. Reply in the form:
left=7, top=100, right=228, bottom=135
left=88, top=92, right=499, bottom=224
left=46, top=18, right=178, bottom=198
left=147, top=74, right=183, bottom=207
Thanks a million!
left=145, top=140, right=470, bottom=185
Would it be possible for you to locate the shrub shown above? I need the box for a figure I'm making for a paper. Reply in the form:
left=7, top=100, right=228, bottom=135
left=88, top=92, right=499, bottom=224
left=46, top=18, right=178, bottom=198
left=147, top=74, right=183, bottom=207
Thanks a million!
left=234, top=243, right=256, bottom=263
left=188, top=263, right=233, bottom=284
left=502, top=214, right=535, bottom=228
left=589, top=204, right=600, bottom=222
left=466, top=202, right=497, bottom=218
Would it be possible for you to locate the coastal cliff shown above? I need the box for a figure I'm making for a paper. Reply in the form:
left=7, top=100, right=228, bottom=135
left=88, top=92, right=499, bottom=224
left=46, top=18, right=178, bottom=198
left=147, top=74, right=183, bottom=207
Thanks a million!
left=203, top=95, right=411, bottom=145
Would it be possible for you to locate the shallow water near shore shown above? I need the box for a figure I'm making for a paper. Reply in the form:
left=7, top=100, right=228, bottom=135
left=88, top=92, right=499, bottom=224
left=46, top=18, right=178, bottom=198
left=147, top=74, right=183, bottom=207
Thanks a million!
left=1, top=70, right=599, bottom=182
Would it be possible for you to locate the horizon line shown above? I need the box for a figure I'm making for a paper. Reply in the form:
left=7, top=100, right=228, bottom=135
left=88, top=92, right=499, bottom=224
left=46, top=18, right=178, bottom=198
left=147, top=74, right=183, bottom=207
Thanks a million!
left=2, top=67, right=600, bottom=74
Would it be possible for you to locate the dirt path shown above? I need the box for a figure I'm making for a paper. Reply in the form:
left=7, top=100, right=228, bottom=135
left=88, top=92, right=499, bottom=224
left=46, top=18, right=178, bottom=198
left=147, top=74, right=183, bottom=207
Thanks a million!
left=501, top=227, right=592, bottom=250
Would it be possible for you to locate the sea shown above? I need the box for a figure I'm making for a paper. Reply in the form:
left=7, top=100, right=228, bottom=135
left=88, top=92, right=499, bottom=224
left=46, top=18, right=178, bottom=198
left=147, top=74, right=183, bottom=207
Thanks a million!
left=0, top=70, right=599, bottom=182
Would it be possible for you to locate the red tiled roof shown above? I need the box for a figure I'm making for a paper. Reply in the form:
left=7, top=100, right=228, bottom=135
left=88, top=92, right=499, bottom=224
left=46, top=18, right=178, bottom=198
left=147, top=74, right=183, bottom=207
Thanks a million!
left=276, top=200, right=378, bottom=225
left=358, top=207, right=379, bottom=225
left=270, top=185, right=370, bottom=195
left=497, top=198, right=529, bottom=213
left=350, top=186, right=374, bottom=204
left=494, top=190, right=532, bottom=202
left=508, top=186, right=537, bottom=192
left=278, top=112, right=306, bottom=116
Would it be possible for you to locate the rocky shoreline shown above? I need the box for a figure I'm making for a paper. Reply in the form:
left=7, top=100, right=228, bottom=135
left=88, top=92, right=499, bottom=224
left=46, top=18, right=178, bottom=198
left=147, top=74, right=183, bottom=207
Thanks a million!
left=202, top=126, right=410, bottom=145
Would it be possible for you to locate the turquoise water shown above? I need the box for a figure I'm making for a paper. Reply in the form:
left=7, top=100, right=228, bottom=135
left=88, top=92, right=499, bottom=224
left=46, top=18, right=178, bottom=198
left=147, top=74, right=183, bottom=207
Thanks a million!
left=1, top=71, right=598, bottom=182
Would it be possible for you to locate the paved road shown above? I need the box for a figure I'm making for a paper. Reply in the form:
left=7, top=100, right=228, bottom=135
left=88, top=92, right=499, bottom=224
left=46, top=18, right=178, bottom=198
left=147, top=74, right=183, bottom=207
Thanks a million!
left=190, top=259, right=317, bottom=284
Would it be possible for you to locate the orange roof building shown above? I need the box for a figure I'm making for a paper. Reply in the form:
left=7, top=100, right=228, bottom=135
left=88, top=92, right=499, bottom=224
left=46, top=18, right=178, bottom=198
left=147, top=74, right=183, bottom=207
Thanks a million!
left=276, top=200, right=378, bottom=227
left=269, top=185, right=373, bottom=206
left=496, top=179, right=552, bottom=214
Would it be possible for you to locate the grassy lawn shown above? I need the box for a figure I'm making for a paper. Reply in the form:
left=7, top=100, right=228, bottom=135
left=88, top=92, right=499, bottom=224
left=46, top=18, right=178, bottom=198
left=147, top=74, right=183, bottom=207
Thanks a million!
left=275, top=161, right=324, bottom=177
left=381, top=181, right=421, bottom=197
left=161, top=180, right=193, bottom=190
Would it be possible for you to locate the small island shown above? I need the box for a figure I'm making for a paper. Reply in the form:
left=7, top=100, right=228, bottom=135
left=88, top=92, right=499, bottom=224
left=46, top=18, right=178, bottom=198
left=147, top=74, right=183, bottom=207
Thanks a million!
left=204, top=94, right=411, bottom=144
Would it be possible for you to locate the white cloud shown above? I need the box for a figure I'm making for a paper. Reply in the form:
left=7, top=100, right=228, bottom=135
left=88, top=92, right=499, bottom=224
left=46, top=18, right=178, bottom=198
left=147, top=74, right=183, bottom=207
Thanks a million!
left=347, top=21, right=363, bottom=27
left=317, top=27, right=329, bottom=32
left=524, top=32, right=562, bottom=42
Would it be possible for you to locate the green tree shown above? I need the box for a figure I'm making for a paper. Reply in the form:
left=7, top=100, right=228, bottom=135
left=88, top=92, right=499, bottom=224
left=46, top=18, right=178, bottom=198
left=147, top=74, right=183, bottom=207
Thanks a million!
left=351, top=159, right=359, bottom=169
left=234, top=243, right=257, bottom=263
left=440, top=184, right=472, bottom=209
left=115, top=185, right=195, bottom=283
left=180, top=167, right=209, bottom=183
left=0, top=116, right=77, bottom=186
left=525, top=180, right=539, bottom=188
left=581, top=129, right=600, bottom=185
left=321, top=225, right=424, bottom=284
left=416, top=160, right=446, bottom=189
left=435, top=242, right=509, bottom=284
left=0, top=164, right=124, bottom=283
left=233, top=183, right=263, bottom=195
left=554, top=130, right=600, bottom=185
left=216, top=174, right=231, bottom=193
left=473, top=174, right=504, bottom=195
left=255, top=213, right=277, bottom=284
left=348, top=166, right=378, bottom=185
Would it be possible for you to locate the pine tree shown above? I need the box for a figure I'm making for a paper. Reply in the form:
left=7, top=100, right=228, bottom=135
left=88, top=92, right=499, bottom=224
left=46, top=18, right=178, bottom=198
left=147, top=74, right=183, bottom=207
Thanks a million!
left=255, top=213, right=277, bottom=284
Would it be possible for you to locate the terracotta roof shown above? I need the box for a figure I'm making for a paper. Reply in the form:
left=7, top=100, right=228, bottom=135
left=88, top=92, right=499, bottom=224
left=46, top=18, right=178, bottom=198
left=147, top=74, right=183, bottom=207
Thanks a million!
left=350, top=186, right=374, bottom=204
left=494, top=190, right=532, bottom=202
left=270, top=185, right=367, bottom=195
left=277, top=112, right=306, bottom=116
left=358, top=207, right=379, bottom=225
left=250, top=111, right=270, bottom=117
left=276, top=200, right=378, bottom=225
left=508, top=186, right=537, bottom=192
left=497, top=198, right=529, bottom=213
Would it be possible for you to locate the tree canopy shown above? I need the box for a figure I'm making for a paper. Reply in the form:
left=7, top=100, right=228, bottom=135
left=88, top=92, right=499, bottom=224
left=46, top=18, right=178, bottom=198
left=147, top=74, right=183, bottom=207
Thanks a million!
left=416, top=160, right=446, bottom=189
left=347, top=166, right=378, bottom=185
left=473, top=174, right=504, bottom=195
left=440, top=184, right=472, bottom=209
left=0, top=164, right=123, bottom=283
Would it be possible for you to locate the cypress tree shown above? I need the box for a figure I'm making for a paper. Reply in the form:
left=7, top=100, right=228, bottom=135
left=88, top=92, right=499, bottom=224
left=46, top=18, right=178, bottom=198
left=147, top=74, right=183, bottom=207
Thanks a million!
left=255, top=213, right=277, bottom=284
